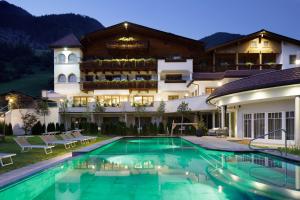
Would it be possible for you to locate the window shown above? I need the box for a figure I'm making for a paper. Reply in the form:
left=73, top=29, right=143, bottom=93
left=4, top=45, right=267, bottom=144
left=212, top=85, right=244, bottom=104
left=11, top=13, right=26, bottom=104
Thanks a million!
left=286, top=111, right=294, bottom=140
left=135, top=117, right=152, bottom=127
left=243, top=114, right=252, bottom=138
left=133, top=96, right=154, bottom=106
left=168, top=95, right=179, bottom=100
left=68, top=74, right=77, bottom=82
left=97, top=96, right=128, bottom=107
left=205, top=88, right=216, bottom=95
left=136, top=75, right=151, bottom=81
left=263, top=41, right=269, bottom=47
left=166, top=74, right=182, bottom=80
left=268, top=112, right=282, bottom=140
left=57, top=53, right=66, bottom=63
left=73, top=97, right=88, bottom=107
left=250, top=41, right=257, bottom=48
left=105, top=75, right=121, bottom=81
left=289, top=55, right=297, bottom=64
left=254, top=113, right=265, bottom=138
left=57, top=74, right=66, bottom=83
left=68, top=53, right=77, bottom=63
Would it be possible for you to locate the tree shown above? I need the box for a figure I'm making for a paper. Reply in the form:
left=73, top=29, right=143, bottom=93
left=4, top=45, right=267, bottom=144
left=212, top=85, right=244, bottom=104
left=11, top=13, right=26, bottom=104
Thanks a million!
left=156, top=100, right=166, bottom=124
left=177, top=101, right=191, bottom=135
left=134, top=103, right=146, bottom=135
left=94, top=98, right=105, bottom=127
left=59, top=98, right=68, bottom=131
left=35, top=98, right=50, bottom=133
left=21, top=112, right=38, bottom=135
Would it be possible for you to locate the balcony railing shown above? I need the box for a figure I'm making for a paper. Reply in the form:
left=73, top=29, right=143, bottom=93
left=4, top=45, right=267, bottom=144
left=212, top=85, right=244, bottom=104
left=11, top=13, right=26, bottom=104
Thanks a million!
left=106, top=40, right=149, bottom=50
left=195, top=64, right=282, bottom=72
left=81, top=80, right=158, bottom=90
left=80, top=59, right=157, bottom=72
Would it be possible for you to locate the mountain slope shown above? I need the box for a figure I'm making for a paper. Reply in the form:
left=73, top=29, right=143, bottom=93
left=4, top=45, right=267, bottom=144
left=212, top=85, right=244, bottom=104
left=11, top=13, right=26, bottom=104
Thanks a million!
left=200, top=32, right=244, bottom=49
left=0, top=0, right=104, bottom=48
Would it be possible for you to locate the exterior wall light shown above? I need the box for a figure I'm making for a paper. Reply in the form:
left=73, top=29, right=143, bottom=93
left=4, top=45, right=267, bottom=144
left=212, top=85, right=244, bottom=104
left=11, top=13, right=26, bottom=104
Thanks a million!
left=64, top=47, right=68, bottom=51
left=296, top=60, right=300, bottom=65
left=124, top=22, right=128, bottom=29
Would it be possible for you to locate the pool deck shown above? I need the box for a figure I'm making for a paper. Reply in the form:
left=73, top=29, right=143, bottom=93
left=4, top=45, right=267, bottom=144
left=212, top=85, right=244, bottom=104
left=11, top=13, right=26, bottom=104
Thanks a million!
left=182, top=136, right=254, bottom=152
left=182, top=136, right=300, bottom=163
left=0, top=136, right=121, bottom=188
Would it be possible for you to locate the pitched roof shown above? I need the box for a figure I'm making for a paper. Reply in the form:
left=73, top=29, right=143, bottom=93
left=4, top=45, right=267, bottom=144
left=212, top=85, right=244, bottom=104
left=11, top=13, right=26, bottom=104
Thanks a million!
left=207, top=67, right=300, bottom=102
left=49, top=33, right=82, bottom=48
left=206, top=29, right=300, bottom=51
left=81, top=21, right=204, bottom=47
left=192, top=69, right=275, bottom=81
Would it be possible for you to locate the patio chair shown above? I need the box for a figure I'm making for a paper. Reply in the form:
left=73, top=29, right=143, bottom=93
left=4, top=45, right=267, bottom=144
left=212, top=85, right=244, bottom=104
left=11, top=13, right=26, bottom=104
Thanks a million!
left=14, top=137, right=54, bottom=154
left=0, top=153, right=16, bottom=167
left=72, top=131, right=97, bottom=142
left=61, top=133, right=89, bottom=144
left=40, top=135, right=76, bottom=149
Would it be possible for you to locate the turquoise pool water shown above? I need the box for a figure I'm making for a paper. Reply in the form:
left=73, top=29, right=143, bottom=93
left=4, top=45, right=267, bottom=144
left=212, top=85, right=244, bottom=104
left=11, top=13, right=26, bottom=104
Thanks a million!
left=0, top=137, right=300, bottom=200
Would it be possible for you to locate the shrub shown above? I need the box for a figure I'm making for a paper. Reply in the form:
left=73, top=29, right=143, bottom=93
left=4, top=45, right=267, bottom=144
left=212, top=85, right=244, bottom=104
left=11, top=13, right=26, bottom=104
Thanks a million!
left=158, top=122, right=164, bottom=134
left=32, top=121, right=43, bottom=135
left=47, top=122, right=56, bottom=132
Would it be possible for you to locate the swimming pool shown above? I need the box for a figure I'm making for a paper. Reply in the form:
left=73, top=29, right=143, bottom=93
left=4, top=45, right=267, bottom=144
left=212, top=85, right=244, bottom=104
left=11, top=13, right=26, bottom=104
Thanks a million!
left=0, top=137, right=299, bottom=200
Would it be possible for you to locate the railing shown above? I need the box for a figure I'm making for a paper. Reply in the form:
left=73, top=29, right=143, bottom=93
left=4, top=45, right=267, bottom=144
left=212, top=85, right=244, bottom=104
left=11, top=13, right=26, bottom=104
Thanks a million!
left=81, top=80, right=158, bottom=90
left=194, top=64, right=282, bottom=72
left=248, top=129, right=288, bottom=156
left=80, top=59, right=157, bottom=72
left=106, top=40, right=149, bottom=49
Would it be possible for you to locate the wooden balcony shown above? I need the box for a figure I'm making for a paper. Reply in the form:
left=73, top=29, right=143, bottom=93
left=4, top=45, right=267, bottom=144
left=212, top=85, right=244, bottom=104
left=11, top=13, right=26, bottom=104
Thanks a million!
left=106, top=40, right=149, bottom=50
left=81, top=80, right=158, bottom=90
left=195, top=64, right=282, bottom=72
left=80, top=59, right=157, bottom=72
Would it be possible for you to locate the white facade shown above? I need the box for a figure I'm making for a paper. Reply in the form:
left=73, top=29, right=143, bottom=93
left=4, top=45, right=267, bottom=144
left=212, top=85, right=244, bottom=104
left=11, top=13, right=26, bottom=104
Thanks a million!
left=279, top=41, right=300, bottom=69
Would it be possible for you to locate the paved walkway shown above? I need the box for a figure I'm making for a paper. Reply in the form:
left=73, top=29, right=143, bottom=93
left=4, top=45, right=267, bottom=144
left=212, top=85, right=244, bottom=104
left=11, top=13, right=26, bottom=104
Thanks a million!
left=182, top=136, right=254, bottom=152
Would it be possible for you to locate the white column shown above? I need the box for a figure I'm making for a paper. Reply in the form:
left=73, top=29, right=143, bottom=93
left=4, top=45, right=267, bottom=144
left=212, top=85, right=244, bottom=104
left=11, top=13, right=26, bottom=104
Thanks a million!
left=264, top=112, right=268, bottom=140
left=228, top=112, right=232, bottom=137
left=251, top=113, right=254, bottom=139
left=282, top=111, right=286, bottom=143
left=296, top=166, right=300, bottom=190
left=295, top=96, right=300, bottom=146
left=212, top=111, right=216, bottom=128
left=221, top=106, right=225, bottom=129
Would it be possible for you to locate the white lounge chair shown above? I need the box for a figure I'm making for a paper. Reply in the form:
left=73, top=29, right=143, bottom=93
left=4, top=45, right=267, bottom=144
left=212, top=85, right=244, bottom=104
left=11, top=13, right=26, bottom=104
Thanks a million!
left=61, top=133, right=89, bottom=144
left=72, top=131, right=97, bottom=142
left=0, top=153, right=16, bottom=167
left=40, top=135, right=76, bottom=149
left=14, top=137, right=54, bottom=154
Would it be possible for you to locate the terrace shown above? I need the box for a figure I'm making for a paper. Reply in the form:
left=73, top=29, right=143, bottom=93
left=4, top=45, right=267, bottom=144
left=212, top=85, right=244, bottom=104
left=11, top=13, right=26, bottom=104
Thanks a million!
left=80, top=80, right=158, bottom=90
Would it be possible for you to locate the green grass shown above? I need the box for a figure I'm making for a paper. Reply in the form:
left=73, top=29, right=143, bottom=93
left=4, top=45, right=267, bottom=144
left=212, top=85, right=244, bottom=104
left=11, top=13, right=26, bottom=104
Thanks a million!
left=0, top=71, right=52, bottom=96
left=0, top=135, right=111, bottom=174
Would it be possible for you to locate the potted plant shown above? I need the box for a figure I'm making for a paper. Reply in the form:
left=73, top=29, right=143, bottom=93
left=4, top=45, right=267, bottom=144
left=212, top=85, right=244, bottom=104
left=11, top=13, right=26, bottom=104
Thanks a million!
left=195, top=118, right=208, bottom=137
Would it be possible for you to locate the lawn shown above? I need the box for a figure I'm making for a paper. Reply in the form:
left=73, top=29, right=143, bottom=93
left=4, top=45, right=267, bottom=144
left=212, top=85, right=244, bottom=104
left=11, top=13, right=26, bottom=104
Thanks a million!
left=0, top=135, right=111, bottom=174
left=0, top=70, right=52, bottom=96
left=279, top=146, right=300, bottom=156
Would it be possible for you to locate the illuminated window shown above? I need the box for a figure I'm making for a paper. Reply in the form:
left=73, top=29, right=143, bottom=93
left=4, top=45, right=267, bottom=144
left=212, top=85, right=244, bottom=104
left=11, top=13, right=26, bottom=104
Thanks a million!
left=250, top=41, right=257, bottom=48
left=289, top=55, right=296, bottom=64
left=168, top=95, right=179, bottom=100
left=58, top=74, right=66, bottom=83
left=97, top=96, right=128, bottom=107
left=68, top=53, right=77, bottom=63
left=57, top=53, right=65, bottom=63
left=205, top=87, right=216, bottom=95
left=68, top=74, right=77, bottom=82
left=73, top=97, right=88, bottom=107
left=133, top=96, right=154, bottom=106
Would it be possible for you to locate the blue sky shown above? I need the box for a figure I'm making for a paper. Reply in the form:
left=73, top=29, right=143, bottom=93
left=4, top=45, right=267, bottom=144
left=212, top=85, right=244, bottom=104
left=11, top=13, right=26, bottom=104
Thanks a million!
left=7, top=0, right=300, bottom=39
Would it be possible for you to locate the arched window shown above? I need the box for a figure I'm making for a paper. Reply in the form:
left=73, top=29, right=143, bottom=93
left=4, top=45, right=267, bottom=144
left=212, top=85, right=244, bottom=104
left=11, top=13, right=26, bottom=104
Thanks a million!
left=57, top=53, right=66, bottom=63
left=68, top=53, right=77, bottom=63
left=58, top=74, right=66, bottom=83
left=68, top=74, right=77, bottom=82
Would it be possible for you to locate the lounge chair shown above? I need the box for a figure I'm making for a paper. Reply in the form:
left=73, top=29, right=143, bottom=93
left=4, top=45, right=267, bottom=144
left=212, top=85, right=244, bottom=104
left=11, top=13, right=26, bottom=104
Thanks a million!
left=0, top=153, right=16, bottom=167
left=61, top=133, right=89, bottom=144
left=14, top=137, right=54, bottom=154
left=72, top=131, right=97, bottom=142
left=40, top=135, right=76, bottom=149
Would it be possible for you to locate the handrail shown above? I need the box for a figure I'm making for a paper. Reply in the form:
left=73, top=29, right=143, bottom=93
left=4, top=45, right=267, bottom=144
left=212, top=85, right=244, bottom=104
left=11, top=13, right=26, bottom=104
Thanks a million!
left=248, top=129, right=288, bottom=156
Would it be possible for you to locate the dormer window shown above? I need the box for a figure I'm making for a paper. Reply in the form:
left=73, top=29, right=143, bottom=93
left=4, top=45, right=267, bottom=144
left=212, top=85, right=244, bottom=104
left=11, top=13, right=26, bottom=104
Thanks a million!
left=68, top=74, right=77, bottom=82
left=57, top=53, right=66, bottom=63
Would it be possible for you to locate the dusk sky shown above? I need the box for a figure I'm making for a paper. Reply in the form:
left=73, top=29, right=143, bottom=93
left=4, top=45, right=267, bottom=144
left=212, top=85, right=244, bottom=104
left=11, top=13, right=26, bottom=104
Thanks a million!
left=7, top=0, right=300, bottom=40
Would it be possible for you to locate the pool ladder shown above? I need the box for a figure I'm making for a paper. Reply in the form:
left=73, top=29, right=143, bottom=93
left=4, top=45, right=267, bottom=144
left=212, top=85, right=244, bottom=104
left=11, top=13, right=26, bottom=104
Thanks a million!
left=248, top=129, right=288, bottom=156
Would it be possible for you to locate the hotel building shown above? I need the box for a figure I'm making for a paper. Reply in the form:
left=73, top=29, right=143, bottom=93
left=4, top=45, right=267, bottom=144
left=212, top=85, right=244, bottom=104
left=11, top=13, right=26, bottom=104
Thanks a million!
left=8, top=21, right=300, bottom=145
